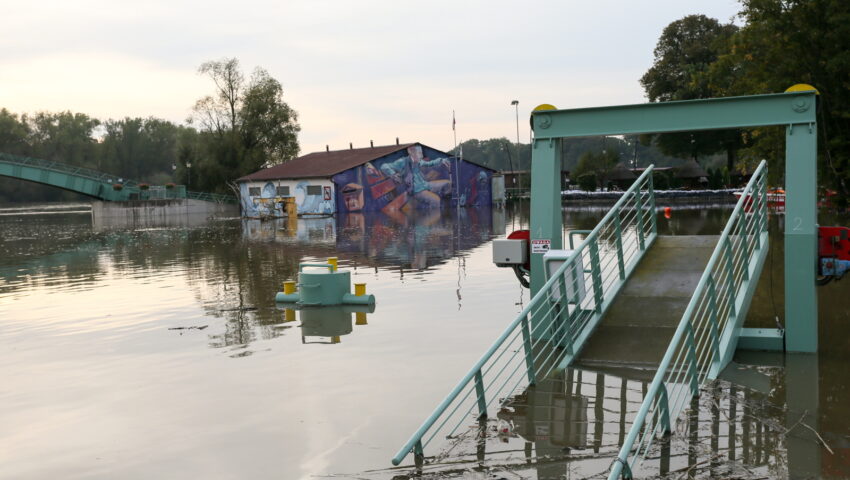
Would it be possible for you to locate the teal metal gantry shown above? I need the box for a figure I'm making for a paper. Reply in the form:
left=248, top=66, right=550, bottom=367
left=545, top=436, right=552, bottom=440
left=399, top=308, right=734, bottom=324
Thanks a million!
left=530, top=90, right=819, bottom=353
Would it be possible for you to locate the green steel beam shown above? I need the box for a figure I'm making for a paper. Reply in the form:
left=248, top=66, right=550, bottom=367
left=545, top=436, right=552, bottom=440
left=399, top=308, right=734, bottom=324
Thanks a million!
left=531, top=92, right=816, bottom=139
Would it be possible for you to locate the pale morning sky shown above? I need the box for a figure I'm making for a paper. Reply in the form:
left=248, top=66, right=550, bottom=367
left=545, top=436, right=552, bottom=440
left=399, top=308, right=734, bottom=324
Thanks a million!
left=1, top=0, right=741, bottom=155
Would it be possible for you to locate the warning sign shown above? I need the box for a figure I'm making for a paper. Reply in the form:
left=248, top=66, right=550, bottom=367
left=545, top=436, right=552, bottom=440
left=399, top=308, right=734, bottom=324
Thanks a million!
left=531, top=239, right=551, bottom=254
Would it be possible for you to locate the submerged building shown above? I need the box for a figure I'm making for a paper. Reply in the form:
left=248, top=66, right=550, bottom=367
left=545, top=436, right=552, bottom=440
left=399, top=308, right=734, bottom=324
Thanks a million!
left=236, top=143, right=499, bottom=217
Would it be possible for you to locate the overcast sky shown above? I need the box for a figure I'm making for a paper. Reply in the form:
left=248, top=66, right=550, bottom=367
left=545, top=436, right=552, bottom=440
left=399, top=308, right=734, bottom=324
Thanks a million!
left=2, top=0, right=741, bottom=155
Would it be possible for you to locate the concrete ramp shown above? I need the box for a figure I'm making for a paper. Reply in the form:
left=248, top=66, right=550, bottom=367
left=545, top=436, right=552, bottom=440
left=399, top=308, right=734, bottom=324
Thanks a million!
left=574, top=235, right=718, bottom=377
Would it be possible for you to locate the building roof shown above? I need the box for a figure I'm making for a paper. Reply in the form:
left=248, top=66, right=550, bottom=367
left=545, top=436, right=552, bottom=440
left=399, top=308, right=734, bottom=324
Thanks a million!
left=237, top=142, right=495, bottom=182
left=237, top=143, right=417, bottom=182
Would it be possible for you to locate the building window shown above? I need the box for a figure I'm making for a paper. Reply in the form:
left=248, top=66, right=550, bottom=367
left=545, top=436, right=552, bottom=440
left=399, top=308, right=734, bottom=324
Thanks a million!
left=276, top=186, right=290, bottom=196
left=306, top=185, right=322, bottom=196
left=248, top=187, right=261, bottom=196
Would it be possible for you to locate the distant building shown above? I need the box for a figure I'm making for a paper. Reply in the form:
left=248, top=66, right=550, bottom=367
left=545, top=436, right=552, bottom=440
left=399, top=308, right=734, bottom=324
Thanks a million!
left=236, top=142, right=498, bottom=217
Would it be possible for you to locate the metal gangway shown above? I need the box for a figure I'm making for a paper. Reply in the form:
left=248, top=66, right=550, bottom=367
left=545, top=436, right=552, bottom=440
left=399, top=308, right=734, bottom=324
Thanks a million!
left=392, top=160, right=770, bottom=479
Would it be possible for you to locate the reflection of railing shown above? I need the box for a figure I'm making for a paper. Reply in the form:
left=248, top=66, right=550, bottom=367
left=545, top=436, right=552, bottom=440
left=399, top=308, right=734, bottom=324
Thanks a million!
left=609, top=160, right=768, bottom=479
left=392, top=166, right=657, bottom=466
left=0, top=152, right=140, bottom=187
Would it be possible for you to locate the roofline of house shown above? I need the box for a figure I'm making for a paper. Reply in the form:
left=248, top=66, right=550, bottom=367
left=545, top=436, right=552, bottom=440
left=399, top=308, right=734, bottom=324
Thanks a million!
left=236, top=141, right=496, bottom=182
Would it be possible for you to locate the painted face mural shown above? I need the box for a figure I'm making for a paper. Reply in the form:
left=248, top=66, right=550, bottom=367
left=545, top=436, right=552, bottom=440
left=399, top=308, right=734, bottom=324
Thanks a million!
left=332, top=145, right=492, bottom=213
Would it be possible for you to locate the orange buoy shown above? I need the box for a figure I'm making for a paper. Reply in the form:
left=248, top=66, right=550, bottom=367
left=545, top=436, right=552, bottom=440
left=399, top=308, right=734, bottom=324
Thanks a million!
left=663, top=207, right=672, bottom=219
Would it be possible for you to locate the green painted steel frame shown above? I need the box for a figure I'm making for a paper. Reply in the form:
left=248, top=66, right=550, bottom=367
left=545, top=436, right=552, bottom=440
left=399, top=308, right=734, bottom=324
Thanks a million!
left=530, top=91, right=818, bottom=354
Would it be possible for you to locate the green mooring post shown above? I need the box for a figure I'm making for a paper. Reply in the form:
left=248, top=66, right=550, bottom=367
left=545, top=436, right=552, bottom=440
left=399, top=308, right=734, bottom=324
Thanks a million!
left=528, top=90, right=819, bottom=353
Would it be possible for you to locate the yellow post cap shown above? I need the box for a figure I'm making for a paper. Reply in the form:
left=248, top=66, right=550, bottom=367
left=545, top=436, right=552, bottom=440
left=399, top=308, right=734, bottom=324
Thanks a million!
left=785, top=83, right=819, bottom=95
left=532, top=104, right=558, bottom=112
left=327, top=257, right=338, bottom=271
left=354, top=283, right=366, bottom=296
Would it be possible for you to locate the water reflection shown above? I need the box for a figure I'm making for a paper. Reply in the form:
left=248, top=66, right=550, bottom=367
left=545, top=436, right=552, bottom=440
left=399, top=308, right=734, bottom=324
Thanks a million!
left=240, top=208, right=503, bottom=272
left=290, top=305, right=374, bottom=344
left=416, top=350, right=843, bottom=479
left=3, top=202, right=850, bottom=479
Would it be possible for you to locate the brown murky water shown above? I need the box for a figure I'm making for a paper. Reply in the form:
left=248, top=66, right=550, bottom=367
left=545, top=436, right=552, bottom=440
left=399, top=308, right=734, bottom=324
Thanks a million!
left=0, top=202, right=848, bottom=479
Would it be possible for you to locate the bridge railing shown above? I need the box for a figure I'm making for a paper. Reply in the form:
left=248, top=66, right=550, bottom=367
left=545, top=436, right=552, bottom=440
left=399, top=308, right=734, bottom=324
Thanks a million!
left=187, top=191, right=238, bottom=204
left=391, top=166, right=658, bottom=467
left=609, top=160, right=768, bottom=479
left=0, top=152, right=140, bottom=188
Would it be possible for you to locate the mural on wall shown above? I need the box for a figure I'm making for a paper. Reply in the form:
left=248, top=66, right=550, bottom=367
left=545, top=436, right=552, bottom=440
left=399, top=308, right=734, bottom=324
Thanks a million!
left=293, top=181, right=334, bottom=215
left=332, top=144, right=491, bottom=214
left=239, top=181, right=334, bottom=218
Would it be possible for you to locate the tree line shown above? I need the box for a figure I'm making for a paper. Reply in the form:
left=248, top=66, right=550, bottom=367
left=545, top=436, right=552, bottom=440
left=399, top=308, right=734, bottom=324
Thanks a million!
left=640, top=0, right=850, bottom=203
left=0, top=58, right=299, bottom=203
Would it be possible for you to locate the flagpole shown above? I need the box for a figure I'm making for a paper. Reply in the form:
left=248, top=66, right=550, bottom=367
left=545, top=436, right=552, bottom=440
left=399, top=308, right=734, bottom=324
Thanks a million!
left=452, top=110, right=460, bottom=206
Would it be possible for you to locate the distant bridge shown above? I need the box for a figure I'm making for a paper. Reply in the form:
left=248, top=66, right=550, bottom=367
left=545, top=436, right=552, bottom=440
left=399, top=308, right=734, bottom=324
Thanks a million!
left=0, top=152, right=235, bottom=203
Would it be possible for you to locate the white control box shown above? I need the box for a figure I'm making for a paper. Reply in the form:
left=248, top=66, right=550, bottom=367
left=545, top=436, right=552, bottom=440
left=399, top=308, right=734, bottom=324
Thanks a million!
left=543, top=249, right=587, bottom=303
left=492, top=239, right=527, bottom=267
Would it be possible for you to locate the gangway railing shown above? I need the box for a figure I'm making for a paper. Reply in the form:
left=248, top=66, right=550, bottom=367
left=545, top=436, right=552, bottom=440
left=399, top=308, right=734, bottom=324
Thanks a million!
left=608, top=160, right=769, bottom=479
left=392, top=166, right=658, bottom=466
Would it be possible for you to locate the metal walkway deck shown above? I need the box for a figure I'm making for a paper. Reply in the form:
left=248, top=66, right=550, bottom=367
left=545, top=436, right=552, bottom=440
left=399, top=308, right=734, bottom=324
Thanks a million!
left=575, top=235, right=718, bottom=376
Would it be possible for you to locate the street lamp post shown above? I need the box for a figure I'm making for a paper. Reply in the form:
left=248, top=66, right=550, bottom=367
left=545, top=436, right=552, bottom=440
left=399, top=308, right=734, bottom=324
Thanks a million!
left=186, top=162, right=192, bottom=189
left=511, top=100, right=521, bottom=191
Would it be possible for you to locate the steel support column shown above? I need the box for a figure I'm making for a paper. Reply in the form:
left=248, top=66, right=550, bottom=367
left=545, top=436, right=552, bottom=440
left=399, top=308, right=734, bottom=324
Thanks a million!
left=529, top=138, right=563, bottom=296
left=785, top=121, right=818, bottom=352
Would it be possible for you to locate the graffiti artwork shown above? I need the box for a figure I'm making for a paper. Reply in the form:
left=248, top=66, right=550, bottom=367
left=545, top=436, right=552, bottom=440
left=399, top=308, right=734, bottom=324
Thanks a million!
left=332, top=145, right=491, bottom=213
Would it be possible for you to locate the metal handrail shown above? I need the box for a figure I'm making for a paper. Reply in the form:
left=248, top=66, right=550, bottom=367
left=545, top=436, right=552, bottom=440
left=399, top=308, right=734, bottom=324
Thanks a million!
left=608, top=160, right=768, bottom=479
left=1, top=152, right=238, bottom=204
left=0, top=152, right=141, bottom=188
left=392, top=165, right=658, bottom=466
left=187, top=191, right=238, bottom=204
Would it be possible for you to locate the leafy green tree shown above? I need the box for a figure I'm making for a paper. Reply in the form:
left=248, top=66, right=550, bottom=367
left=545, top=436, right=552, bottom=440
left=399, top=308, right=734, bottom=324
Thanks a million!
left=577, top=173, right=597, bottom=192
left=710, top=0, right=850, bottom=201
left=100, top=117, right=196, bottom=182
left=640, top=15, right=742, bottom=169
left=573, top=150, right=620, bottom=188
left=0, top=109, right=31, bottom=156
left=191, top=58, right=300, bottom=193
left=28, top=111, right=100, bottom=168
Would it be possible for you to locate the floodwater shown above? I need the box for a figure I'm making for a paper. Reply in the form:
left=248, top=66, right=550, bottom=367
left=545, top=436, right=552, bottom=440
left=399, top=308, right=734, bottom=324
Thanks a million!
left=0, top=202, right=848, bottom=479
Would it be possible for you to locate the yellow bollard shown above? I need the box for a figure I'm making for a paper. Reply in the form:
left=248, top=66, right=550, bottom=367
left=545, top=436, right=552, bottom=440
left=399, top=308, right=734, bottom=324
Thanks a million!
left=355, top=312, right=367, bottom=325
left=331, top=336, right=341, bottom=344
left=354, top=283, right=366, bottom=296
left=327, top=257, right=338, bottom=272
left=284, top=308, right=295, bottom=323
left=283, top=280, right=296, bottom=295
